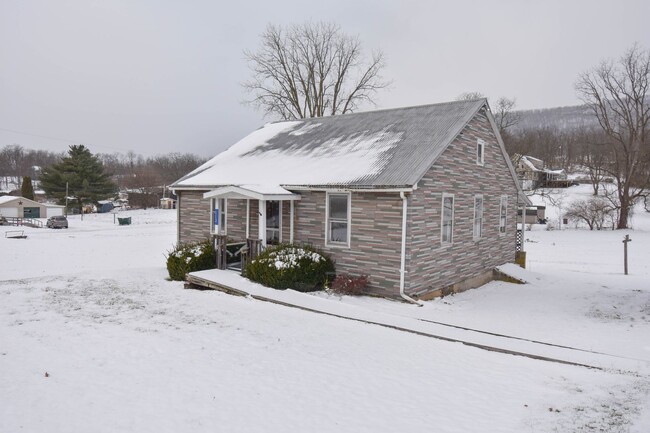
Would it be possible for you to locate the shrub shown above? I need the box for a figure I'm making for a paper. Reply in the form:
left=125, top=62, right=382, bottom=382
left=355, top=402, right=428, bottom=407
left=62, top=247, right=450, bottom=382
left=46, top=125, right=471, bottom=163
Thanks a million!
left=245, top=244, right=335, bottom=292
left=329, top=274, right=369, bottom=296
left=166, top=239, right=215, bottom=281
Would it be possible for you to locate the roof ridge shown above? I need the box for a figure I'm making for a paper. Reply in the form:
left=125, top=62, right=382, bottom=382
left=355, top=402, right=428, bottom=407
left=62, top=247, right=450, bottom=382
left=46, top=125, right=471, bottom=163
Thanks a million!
left=267, top=98, right=488, bottom=125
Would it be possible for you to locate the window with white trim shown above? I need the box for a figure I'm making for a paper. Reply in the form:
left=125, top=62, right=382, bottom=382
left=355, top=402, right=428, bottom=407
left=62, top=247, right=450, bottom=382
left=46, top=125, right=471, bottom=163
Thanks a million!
left=441, top=194, right=454, bottom=244
left=473, top=195, right=483, bottom=239
left=476, top=139, right=485, bottom=165
left=266, top=200, right=281, bottom=245
left=499, top=195, right=508, bottom=233
left=326, top=192, right=350, bottom=247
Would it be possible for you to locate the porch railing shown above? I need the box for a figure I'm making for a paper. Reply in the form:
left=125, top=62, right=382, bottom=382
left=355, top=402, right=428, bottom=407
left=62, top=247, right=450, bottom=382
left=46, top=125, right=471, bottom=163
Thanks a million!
left=241, top=238, right=263, bottom=275
left=213, top=235, right=263, bottom=274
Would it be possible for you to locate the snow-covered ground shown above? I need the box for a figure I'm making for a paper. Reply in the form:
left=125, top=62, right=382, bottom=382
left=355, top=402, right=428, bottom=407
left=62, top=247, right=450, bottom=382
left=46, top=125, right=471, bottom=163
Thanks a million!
left=1, top=194, right=649, bottom=432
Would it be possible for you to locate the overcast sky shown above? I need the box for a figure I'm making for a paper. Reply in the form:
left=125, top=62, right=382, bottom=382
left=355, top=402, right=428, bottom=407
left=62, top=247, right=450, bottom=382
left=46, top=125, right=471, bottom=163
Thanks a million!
left=1, top=0, right=649, bottom=158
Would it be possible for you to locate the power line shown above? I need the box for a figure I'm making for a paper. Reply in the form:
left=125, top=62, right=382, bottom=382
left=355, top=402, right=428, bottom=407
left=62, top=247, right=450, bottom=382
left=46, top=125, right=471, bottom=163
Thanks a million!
left=0, top=126, right=132, bottom=153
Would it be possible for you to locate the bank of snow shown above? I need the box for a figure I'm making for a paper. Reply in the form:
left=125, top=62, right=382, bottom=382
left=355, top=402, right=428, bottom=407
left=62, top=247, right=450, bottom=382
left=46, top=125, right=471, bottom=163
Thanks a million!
left=1, top=203, right=649, bottom=432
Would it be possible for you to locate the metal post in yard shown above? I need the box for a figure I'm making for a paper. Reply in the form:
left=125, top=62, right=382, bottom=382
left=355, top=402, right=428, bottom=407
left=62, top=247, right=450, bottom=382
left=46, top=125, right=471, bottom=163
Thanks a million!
left=623, top=234, right=632, bottom=275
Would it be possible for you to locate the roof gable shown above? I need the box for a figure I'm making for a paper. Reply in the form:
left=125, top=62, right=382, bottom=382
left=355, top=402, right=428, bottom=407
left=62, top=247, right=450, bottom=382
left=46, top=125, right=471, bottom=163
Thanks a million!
left=173, top=99, right=486, bottom=189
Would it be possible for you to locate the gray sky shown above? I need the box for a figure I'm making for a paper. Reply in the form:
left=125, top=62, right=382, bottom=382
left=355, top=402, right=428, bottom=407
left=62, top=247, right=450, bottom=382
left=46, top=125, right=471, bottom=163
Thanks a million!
left=1, top=0, right=649, bottom=158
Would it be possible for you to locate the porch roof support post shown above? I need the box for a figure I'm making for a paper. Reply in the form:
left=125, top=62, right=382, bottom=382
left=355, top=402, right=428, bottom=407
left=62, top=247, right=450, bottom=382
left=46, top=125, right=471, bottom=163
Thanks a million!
left=259, top=199, right=266, bottom=247
left=246, top=199, right=250, bottom=239
left=290, top=200, right=294, bottom=244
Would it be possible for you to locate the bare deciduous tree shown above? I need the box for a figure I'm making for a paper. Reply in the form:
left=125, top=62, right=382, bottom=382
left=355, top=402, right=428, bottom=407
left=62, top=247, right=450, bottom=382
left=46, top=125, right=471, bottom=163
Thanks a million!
left=243, top=22, right=390, bottom=120
left=456, top=92, right=521, bottom=137
left=575, top=43, right=650, bottom=229
left=565, top=196, right=615, bottom=230
left=493, top=97, right=522, bottom=136
left=456, top=91, right=485, bottom=101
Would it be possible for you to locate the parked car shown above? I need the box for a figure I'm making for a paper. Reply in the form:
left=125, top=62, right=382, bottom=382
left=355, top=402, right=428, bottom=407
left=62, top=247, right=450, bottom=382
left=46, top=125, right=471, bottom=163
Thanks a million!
left=47, top=215, right=68, bottom=229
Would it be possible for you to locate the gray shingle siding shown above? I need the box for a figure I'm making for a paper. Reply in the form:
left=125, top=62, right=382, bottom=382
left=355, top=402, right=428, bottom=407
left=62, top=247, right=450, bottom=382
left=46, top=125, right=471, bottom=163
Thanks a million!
left=405, top=110, right=518, bottom=296
left=178, top=190, right=211, bottom=244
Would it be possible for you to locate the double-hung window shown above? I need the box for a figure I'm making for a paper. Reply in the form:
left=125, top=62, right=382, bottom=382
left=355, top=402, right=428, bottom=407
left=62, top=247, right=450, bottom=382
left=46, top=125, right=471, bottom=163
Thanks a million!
left=499, top=195, right=508, bottom=233
left=441, top=194, right=454, bottom=244
left=473, top=195, right=484, bottom=240
left=326, top=192, right=350, bottom=247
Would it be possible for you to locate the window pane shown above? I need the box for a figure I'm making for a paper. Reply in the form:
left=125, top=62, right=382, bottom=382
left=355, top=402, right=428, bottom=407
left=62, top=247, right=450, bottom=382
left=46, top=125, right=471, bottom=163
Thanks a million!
left=474, top=197, right=483, bottom=238
left=329, top=195, right=348, bottom=220
left=329, top=221, right=348, bottom=243
left=442, top=196, right=453, bottom=243
left=266, top=228, right=280, bottom=245
left=500, top=197, right=507, bottom=233
left=266, top=201, right=280, bottom=229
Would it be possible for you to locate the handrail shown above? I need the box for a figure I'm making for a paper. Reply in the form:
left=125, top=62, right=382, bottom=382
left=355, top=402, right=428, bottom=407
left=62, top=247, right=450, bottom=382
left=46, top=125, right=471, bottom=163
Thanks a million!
left=0, top=216, right=44, bottom=228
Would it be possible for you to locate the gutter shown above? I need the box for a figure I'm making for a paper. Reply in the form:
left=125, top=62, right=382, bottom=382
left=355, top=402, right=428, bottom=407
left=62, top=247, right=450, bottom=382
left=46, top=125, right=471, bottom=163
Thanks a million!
left=399, top=191, right=423, bottom=306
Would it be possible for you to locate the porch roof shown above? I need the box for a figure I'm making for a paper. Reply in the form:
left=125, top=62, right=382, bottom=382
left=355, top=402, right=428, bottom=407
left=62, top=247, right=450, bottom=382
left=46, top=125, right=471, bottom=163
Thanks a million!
left=203, top=184, right=301, bottom=201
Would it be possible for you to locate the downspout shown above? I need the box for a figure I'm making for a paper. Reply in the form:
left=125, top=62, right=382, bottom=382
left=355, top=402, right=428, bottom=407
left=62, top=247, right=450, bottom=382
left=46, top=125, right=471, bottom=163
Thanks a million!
left=399, top=191, right=423, bottom=306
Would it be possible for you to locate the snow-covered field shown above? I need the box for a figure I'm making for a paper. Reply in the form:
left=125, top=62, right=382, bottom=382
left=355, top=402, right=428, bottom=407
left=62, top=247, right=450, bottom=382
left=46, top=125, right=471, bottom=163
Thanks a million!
left=1, top=191, right=649, bottom=433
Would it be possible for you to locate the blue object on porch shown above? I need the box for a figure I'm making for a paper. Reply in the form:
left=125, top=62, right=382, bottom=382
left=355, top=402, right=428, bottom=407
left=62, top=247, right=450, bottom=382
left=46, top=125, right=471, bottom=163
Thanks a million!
left=214, top=208, right=219, bottom=226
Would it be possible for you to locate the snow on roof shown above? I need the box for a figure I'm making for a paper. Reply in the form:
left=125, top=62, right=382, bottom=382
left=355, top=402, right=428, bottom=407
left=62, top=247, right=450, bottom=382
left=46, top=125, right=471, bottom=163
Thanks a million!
left=0, top=195, right=18, bottom=205
left=173, top=99, right=487, bottom=190
left=520, top=155, right=544, bottom=172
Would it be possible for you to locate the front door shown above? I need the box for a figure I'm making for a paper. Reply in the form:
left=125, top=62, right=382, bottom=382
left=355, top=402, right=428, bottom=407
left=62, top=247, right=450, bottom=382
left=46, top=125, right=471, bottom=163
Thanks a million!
left=266, top=201, right=280, bottom=245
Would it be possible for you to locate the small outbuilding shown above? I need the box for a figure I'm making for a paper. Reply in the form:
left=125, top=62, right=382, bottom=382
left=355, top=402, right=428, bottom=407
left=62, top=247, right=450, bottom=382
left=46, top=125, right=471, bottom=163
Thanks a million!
left=97, top=200, right=114, bottom=213
left=160, top=197, right=176, bottom=209
left=0, top=196, right=64, bottom=219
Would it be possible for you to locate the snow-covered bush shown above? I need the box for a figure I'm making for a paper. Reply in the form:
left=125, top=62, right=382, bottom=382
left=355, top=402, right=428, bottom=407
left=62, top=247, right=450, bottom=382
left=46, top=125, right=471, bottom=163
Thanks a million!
left=166, top=240, right=215, bottom=281
left=245, top=244, right=335, bottom=291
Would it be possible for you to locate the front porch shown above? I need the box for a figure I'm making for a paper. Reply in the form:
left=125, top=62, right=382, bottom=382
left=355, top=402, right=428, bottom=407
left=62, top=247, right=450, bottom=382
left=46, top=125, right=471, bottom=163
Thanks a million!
left=203, top=184, right=302, bottom=273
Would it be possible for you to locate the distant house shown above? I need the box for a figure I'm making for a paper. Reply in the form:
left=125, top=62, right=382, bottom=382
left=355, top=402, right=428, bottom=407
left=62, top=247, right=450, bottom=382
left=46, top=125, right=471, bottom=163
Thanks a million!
left=513, top=154, right=569, bottom=190
left=171, top=99, right=530, bottom=300
left=0, top=196, right=64, bottom=219
left=160, top=197, right=176, bottom=209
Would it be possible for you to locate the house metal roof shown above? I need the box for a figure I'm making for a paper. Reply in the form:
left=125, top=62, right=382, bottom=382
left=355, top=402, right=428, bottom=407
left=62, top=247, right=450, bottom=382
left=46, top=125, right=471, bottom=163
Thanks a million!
left=172, top=99, right=488, bottom=190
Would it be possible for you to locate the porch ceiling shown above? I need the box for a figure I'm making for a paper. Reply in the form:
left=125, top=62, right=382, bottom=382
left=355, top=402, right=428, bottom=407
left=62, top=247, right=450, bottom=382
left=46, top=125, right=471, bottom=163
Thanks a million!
left=203, top=184, right=301, bottom=201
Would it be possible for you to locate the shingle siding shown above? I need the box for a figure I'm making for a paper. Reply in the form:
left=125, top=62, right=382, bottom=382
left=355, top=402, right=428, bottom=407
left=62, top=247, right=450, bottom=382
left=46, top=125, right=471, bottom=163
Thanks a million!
left=293, top=191, right=403, bottom=297
left=178, top=190, right=212, bottom=244
left=405, top=110, right=518, bottom=296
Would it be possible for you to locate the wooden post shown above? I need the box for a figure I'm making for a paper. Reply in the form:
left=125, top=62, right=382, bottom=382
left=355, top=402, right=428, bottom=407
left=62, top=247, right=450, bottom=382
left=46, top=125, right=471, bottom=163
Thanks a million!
left=214, top=234, right=228, bottom=270
left=623, top=234, right=632, bottom=275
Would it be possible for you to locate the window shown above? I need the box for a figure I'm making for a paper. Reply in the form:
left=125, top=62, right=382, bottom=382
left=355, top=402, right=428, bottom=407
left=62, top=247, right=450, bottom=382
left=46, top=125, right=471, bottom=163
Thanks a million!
left=266, top=200, right=281, bottom=245
left=441, top=194, right=454, bottom=244
left=473, top=195, right=483, bottom=239
left=499, top=195, right=508, bottom=233
left=326, top=192, right=350, bottom=247
left=476, top=139, right=485, bottom=165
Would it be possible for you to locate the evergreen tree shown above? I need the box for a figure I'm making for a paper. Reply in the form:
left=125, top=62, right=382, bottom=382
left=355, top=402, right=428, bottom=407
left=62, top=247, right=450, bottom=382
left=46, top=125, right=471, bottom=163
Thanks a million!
left=40, top=145, right=117, bottom=213
left=21, top=176, right=35, bottom=200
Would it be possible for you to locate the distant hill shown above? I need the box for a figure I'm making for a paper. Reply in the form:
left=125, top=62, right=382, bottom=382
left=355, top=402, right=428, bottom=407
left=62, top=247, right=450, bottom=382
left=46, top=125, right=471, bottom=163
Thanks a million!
left=510, top=104, right=599, bottom=133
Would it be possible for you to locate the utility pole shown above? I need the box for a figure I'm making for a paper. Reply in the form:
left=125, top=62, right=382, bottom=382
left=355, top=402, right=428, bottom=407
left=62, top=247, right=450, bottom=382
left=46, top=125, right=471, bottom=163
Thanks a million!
left=65, top=182, right=69, bottom=216
left=623, top=234, right=632, bottom=275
